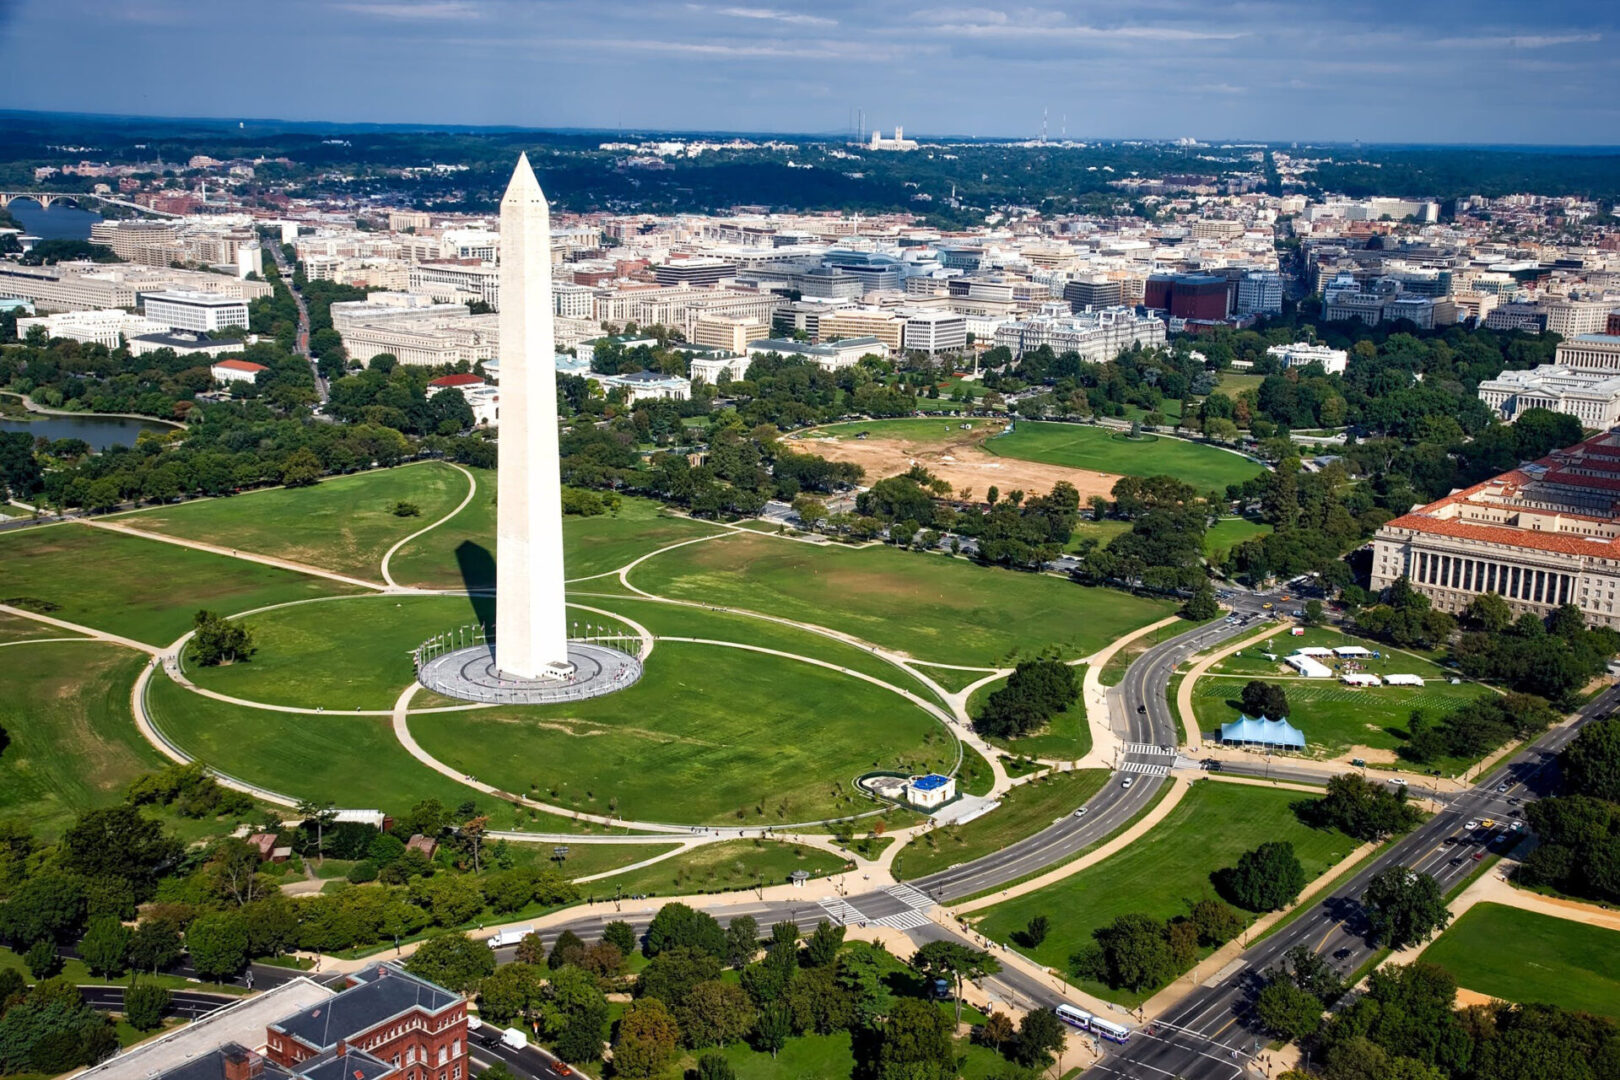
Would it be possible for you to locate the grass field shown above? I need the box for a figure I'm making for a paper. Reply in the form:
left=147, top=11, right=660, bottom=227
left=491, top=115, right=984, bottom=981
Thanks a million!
left=409, top=640, right=954, bottom=825
left=386, top=476, right=723, bottom=589
left=972, top=780, right=1353, bottom=1006
left=114, top=463, right=469, bottom=581
left=147, top=672, right=616, bottom=834
left=1066, top=517, right=1133, bottom=552
left=629, top=531, right=1178, bottom=665
left=967, top=674, right=1092, bottom=760
left=0, top=641, right=167, bottom=839
left=894, top=769, right=1109, bottom=880
left=803, top=417, right=1004, bottom=443
left=1422, top=902, right=1620, bottom=1018
left=1217, top=373, right=1267, bottom=397
left=0, top=608, right=81, bottom=643
left=1193, top=627, right=1485, bottom=766
left=987, top=421, right=1264, bottom=493
left=584, top=839, right=848, bottom=898
left=1204, top=517, right=1272, bottom=559
left=0, top=524, right=357, bottom=645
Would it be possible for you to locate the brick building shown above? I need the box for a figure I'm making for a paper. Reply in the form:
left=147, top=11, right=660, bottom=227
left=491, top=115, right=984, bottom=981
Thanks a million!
left=265, top=965, right=468, bottom=1080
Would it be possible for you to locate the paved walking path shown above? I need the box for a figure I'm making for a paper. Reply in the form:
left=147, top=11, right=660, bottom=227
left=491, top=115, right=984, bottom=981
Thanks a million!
left=1075, top=614, right=1184, bottom=770
left=380, top=461, right=478, bottom=588
left=1175, top=623, right=1286, bottom=751
left=953, top=776, right=1193, bottom=915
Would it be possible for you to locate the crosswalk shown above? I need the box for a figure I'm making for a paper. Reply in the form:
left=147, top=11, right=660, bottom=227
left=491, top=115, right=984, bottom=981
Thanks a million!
left=1120, top=759, right=1172, bottom=776
left=886, top=883, right=932, bottom=908
left=1124, top=742, right=1177, bottom=756
left=872, top=909, right=932, bottom=930
left=816, top=898, right=862, bottom=925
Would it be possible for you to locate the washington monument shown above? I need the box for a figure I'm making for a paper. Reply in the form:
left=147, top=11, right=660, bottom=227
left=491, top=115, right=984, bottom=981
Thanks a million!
left=495, top=153, right=571, bottom=680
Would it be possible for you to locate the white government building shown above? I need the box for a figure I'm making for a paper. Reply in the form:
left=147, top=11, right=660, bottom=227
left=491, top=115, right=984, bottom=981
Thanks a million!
left=1477, top=334, right=1620, bottom=426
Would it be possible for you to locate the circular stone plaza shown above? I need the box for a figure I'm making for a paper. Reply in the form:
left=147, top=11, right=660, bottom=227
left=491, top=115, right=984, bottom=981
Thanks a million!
left=417, top=638, right=643, bottom=704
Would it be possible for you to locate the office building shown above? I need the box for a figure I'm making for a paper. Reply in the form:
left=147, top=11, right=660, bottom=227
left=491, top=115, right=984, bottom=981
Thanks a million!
left=1556, top=334, right=1620, bottom=373
left=691, top=315, right=768, bottom=354
left=1144, top=274, right=1230, bottom=321
left=1477, top=366, right=1620, bottom=427
left=992, top=307, right=1166, bottom=361
left=902, top=310, right=967, bottom=354
left=15, top=309, right=167, bottom=348
left=408, top=262, right=500, bottom=309
left=1063, top=276, right=1124, bottom=312
left=142, top=291, right=251, bottom=334
left=818, top=308, right=905, bottom=351
left=1236, top=271, right=1283, bottom=315
left=654, top=257, right=734, bottom=287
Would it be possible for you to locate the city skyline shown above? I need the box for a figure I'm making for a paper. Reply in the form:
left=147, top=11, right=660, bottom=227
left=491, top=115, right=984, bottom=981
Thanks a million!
left=2, top=0, right=1617, bottom=145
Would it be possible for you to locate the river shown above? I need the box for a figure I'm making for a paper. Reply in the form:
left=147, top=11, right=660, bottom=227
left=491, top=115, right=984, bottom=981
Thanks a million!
left=6, top=199, right=103, bottom=241
left=0, top=412, right=172, bottom=450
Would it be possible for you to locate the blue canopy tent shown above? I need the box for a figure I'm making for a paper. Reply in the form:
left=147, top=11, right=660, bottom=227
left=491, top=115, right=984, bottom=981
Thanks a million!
left=1219, top=714, right=1306, bottom=750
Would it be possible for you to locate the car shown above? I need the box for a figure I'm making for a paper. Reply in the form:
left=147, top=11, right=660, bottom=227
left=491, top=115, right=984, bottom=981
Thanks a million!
left=1449, top=856, right=1464, bottom=865
left=1465, top=820, right=1480, bottom=830
left=1073, top=807, right=1089, bottom=818
left=1473, top=850, right=1486, bottom=861
left=1443, top=836, right=1457, bottom=845
left=1333, top=947, right=1352, bottom=960
left=1137, top=704, right=1147, bottom=713
left=1511, top=820, right=1524, bottom=831
left=1262, top=602, right=1274, bottom=610
left=1481, top=818, right=1496, bottom=829
left=1281, top=595, right=1292, bottom=601
left=1495, top=782, right=1510, bottom=793
left=1121, top=777, right=1135, bottom=789
left=551, top=1065, right=573, bottom=1078
left=1387, top=777, right=1408, bottom=786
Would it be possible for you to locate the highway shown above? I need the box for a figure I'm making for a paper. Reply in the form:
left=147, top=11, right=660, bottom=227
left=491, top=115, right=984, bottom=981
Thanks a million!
left=1087, top=681, right=1620, bottom=1080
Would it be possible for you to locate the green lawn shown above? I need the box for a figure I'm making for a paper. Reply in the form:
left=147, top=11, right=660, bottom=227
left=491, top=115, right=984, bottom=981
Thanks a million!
left=1218, top=372, right=1267, bottom=397
left=629, top=531, right=1178, bottom=666
left=1422, top=902, right=1620, bottom=1019
left=387, top=478, right=722, bottom=589
left=1193, top=627, right=1486, bottom=767
left=113, top=463, right=469, bottom=581
left=0, top=641, right=167, bottom=839
left=894, top=769, right=1109, bottom=881
left=986, top=421, right=1264, bottom=493
left=508, top=840, right=683, bottom=882
left=187, top=594, right=638, bottom=711
left=581, top=839, right=848, bottom=899
left=410, top=640, right=955, bottom=825
left=800, top=417, right=1003, bottom=443
left=147, top=671, right=612, bottom=834
left=968, top=674, right=1092, bottom=760
left=0, top=609, right=80, bottom=643
left=972, top=780, right=1353, bottom=1006
left=0, top=524, right=358, bottom=645
left=1066, top=517, right=1133, bottom=552
left=1204, top=517, right=1272, bottom=559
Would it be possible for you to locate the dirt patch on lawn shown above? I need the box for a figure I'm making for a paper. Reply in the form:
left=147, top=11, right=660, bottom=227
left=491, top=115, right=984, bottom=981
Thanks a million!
left=793, top=424, right=1120, bottom=500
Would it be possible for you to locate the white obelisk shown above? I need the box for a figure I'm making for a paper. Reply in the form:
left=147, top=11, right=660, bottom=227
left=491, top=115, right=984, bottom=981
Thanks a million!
left=495, top=154, right=571, bottom=679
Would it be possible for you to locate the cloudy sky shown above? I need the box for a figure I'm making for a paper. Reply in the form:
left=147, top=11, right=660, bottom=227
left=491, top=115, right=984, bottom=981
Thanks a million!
left=3, top=0, right=1617, bottom=143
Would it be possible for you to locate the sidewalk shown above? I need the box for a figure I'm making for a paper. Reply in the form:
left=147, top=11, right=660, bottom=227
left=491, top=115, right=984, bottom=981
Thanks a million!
left=1175, top=623, right=1286, bottom=751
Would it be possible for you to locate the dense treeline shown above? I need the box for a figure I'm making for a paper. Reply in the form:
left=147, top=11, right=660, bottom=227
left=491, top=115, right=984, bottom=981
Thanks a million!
left=1514, top=715, right=1620, bottom=905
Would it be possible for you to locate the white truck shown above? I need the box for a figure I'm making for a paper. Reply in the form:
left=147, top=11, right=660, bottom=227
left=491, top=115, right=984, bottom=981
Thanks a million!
left=487, top=926, right=534, bottom=950
left=500, top=1028, right=527, bottom=1050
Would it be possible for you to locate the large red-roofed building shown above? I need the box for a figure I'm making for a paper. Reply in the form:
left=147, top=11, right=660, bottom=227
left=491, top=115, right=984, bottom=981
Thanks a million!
left=1371, top=428, right=1620, bottom=627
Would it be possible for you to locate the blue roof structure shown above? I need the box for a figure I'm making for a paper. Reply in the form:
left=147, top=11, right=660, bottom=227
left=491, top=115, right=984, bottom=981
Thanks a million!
left=1220, top=715, right=1306, bottom=750
left=911, top=773, right=951, bottom=791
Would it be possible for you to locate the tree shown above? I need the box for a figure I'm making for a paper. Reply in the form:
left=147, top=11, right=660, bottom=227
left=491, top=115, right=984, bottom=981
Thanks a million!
left=1239, top=680, right=1290, bottom=720
left=0, top=871, right=87, bottom=946
left=1256, top=978, right=1323, bottom=1043
left=1015, top=914, right=1050, bottom=948
left=724, top=914, right=759, bottom=968
left=279, top=447, right=323, bottom=487
left=1189, top=898, right=1243, bottom=947
left=123, top=981, right=171, bottom=1032
left=549, top=929, right=586, bottom=970
left=637, top=946, right=722, bottom=1010
left=79, top=915, right=131, bottom=977
left=751, top=1001, right=792, bottom=1058
left=978, top=1011, right=1015, bottom=1054
left=696, top=1051, right=737, bottom=1080
left=477, top=962, right=543, bottom=1026
left=1219, top=841, right=1307, bottom=912
left=644, top=902, right=726, bottom=960
left=1461, top=592, right=1514, bottom=633
left=24, top=939, right=61, bottom=979
left=539, top=965, right=609, bottom=1064
left=603, top=919, right=637, bottom=957
left=803, top=919, right=843, bottom=967
left=975, top=658, right=1080, bottom=739
left=677, top=980, right=755, bottom=1048
left=405, top=931, right=495, bottom=993
left=877, top=997, right=956, bottom=1080
left=129, top=917, right=185, bottom=973
left=186, top=911, right=249, bottom=979
left=1306, top=774, right=1423, bottom=840
left=1084, top=913, right=1177, bottom=992
left=0, top=980, right=118, bottom=1073
left=1303, top=599, right=1325, bottom=626
left=1362, top=866, right=1451, bottom=949
left=60, top=805, right=181, bottom=897
left=190, top=610, right=256, bottom=666
left=1183, top=582, right=1220, bottom=620
left=1562, top=716, right=1620, bottom=802
left=1013, top=1007, right=1067, bottom=1068
left=911, top=940, right=1000, bottom=1026
left=612, top=998, right=681, bottom=1079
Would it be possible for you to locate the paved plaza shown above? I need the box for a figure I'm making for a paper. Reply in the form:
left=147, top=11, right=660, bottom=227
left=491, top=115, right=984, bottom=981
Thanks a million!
left=417, top=640, right=644, bottom=704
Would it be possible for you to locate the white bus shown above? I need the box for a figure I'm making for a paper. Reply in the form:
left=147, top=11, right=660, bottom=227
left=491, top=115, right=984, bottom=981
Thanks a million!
left=1055, top=1004, right=1094, bottom=1030
left=1091, top=1018, right=1132, bottom=1044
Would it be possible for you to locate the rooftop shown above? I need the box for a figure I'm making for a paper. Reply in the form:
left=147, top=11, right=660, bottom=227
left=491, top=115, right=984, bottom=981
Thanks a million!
left=272, top=965, right=459, bottom=1052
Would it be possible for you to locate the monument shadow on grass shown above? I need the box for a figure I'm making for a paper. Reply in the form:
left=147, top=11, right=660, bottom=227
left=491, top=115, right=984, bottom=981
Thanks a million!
left=456, top=540, right=496, bottom=628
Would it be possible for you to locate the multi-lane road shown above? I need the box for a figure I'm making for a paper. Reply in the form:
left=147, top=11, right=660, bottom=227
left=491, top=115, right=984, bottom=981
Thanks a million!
left=1089, top=683, right=1620, bottom=1080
